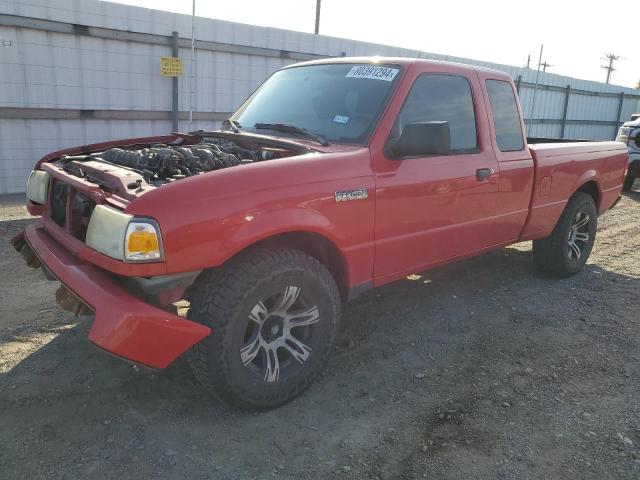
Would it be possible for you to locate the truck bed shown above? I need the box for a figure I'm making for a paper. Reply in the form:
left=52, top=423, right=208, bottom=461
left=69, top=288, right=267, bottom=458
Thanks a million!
left=520, top=140, right=628, bottom=240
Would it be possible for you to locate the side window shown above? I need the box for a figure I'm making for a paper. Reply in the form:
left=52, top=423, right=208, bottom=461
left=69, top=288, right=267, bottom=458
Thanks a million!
left=393, top=74, right=478, bottom=153
left=485, top=80, right=524, bottom=152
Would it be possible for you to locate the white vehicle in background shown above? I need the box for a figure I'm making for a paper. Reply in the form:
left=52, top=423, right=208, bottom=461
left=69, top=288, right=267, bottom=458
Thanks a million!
left=617, top=114, right=640, bottom=190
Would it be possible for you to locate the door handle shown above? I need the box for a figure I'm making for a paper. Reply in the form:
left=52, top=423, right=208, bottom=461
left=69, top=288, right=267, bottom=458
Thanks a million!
left=476, top=168, right=495, bottom=181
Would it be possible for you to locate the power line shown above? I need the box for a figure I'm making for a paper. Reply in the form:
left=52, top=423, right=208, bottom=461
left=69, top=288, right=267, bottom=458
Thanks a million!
left=601, top=53, right=623, bottom=84
left=540, top=61, right=553, bottom=72
left=525, top=55, right=552, bottom=72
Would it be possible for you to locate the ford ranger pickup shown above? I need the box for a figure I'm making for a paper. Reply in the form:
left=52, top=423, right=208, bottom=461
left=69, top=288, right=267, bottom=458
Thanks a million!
left=12, top=57, right=629, bottom=410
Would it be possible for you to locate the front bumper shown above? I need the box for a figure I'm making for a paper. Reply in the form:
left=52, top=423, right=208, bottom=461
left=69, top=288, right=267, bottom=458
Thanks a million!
left=15, top=222, right=211, bottom=369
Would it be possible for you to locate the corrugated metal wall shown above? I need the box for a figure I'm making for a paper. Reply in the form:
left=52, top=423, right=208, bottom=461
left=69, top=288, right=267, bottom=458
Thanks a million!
left=1, top=0, right=639, bottom=194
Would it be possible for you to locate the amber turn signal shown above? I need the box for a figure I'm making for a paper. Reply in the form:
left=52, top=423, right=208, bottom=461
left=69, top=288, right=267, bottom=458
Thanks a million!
left=125, top=221, right=162, bottom=261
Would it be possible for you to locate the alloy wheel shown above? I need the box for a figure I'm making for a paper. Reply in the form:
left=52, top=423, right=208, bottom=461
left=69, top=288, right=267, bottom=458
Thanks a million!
left=240, top=286, right=320, bottom=382
left=567, top=211, right=591, bottom=260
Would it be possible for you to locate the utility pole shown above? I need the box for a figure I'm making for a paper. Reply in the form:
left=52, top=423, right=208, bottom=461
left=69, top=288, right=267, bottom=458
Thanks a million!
left=601, top=53, right=622, bottom=84
left=189, top=0, right=196, bottom=126
left=525, top=54, right=531, bottom=68
left=171, top=31, right=179, bottom=132
left=540, top=61, right=553, bottom=72
left=314, top=0, right=321, bottom=34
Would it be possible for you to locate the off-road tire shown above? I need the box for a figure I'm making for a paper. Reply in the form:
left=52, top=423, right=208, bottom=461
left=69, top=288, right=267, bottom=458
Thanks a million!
left=187, top=247, right=341, bottom=411
left=533, top=192, right=597, bottom=277
left=622, top=175, right=635, bottom=191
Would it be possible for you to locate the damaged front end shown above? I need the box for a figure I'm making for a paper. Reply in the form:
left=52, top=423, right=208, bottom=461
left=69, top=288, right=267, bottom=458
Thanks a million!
left=11, top=131, right=310, bottom=368
left=12, top=230, right=41, bottom=269
left=12, top=231, right=92, bottom=316
left=11, top=228, right=196, bottom=317
left=12, top=224, right=211, bottom=369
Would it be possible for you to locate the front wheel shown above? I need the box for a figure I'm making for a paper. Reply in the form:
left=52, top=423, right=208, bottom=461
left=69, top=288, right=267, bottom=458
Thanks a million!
left=623, top=175, right=635, bottom=191
left=533, top=192, right=598, bottom=277
left=187, top=247, right=340, bottom=411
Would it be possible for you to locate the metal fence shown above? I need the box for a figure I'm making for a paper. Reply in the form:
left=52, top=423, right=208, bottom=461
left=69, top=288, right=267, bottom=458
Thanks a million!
left=516, top=78, right=638, bottom=140
left=1, top=0, right=639, bottom=195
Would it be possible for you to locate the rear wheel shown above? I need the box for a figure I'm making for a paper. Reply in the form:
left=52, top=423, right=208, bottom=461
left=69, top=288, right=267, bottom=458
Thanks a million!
left=533, top=192, right=597, bottom=277
left=187, top=247, right=340, bottom=411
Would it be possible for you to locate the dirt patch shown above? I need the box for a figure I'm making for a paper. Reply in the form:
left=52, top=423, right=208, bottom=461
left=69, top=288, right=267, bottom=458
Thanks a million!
left=1, top=191, right=639, bottom=479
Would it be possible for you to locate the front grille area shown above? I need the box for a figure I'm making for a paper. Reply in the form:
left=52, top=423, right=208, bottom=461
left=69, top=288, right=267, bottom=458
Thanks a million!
left=70, top=191, right=96, bottom=241
left=50, top=181, right=68, bottom=227
left=48, top=180, right=96, bottom=241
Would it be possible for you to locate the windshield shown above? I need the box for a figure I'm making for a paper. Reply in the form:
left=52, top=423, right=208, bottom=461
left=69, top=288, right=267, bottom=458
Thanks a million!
left=231, top=63, right=402, bottom=145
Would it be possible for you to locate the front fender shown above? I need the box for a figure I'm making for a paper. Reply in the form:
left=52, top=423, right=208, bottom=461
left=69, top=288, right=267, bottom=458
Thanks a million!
left=160, top=193, right=374, bottom=288
left=127, top=147, right=376, bottom=287
left=220, top=207, right=342, bottom=262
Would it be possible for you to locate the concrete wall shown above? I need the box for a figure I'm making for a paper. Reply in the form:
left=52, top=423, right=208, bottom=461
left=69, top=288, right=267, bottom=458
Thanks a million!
left=1, top=0, right=638, bottom=194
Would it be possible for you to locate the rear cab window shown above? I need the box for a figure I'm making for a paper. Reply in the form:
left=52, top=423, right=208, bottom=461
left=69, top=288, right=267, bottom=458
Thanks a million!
left=485, top=80, right=525, bottom=152
left=392, top=74, right=478, bottom=154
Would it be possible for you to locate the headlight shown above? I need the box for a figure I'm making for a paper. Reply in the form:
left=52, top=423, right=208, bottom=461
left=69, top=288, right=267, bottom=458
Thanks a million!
left=86, top=205, right=163, bottom=262
left=616, top=127, right=630, bottom=144
left=26, top=170, right=50, bottom=204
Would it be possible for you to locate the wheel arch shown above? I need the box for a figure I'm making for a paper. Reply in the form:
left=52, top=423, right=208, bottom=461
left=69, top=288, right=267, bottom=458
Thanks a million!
left=249, top=231, right=350, bottom=300
left=575, top=179, right=600, bottom=210
left=212, top=229, right=351, bottom=302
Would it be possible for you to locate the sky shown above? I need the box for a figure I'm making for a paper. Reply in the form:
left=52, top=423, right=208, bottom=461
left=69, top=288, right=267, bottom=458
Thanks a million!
left=108, top=0, right=639, bottom=88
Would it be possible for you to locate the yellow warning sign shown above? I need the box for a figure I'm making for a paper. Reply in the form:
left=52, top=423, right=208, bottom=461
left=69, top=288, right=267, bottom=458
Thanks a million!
left=160, top=57, right=183, bottom=77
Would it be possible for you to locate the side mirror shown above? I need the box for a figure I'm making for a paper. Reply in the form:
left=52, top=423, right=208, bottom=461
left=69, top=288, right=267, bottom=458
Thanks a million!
left=388, top=121, right=451, bottom=158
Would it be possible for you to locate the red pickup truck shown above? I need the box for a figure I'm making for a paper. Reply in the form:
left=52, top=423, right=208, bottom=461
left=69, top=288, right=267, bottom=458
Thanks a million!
left=13, top=57, right=628, bottom=410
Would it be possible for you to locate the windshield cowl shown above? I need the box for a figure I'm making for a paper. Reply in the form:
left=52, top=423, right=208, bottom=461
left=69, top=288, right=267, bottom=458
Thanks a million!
left=195, top=128, right=359, bottom=153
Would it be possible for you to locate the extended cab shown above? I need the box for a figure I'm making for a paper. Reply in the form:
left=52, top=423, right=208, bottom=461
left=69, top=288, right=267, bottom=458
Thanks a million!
left=13, top=58, right=628, bottom=410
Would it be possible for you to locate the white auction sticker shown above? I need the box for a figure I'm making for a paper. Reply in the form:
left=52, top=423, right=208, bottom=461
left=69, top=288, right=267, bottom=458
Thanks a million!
left=346, top=65, right=399, bottom=82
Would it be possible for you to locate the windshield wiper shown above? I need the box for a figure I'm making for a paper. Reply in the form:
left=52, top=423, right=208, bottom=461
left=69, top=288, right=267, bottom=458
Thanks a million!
left=222, top=118, right=241, bottom=133
left=254, top=123, right=330, bottom=146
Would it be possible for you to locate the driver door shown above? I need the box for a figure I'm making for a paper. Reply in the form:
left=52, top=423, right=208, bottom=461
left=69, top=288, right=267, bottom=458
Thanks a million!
left=372, top=70, right=501, bottom=283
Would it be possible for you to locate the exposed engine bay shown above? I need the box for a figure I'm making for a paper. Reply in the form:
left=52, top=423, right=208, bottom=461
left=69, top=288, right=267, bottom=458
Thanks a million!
left=54, top=134, right=306, bottom=199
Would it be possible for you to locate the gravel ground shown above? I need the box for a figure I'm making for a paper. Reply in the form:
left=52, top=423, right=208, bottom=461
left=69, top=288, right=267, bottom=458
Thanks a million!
left=0, top=189, right=639, bottom=480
